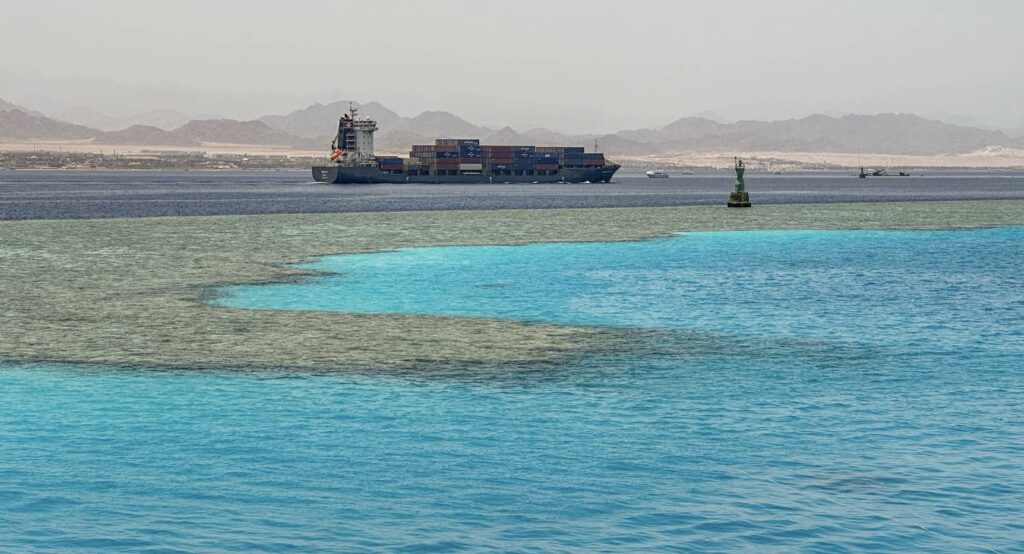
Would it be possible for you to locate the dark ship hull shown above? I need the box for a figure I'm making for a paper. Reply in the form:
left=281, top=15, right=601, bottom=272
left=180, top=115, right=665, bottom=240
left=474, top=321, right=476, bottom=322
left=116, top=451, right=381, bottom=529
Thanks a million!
left=313, top=107, right=620, bottom=185
left=312, top=164, right=620, bottom=184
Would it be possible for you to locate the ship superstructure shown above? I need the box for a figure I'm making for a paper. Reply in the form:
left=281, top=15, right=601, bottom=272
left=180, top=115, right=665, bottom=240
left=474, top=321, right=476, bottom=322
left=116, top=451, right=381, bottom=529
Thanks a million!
left=328, top=106, right=378, bottom=164
left=313, top=107, right=619, bottom=184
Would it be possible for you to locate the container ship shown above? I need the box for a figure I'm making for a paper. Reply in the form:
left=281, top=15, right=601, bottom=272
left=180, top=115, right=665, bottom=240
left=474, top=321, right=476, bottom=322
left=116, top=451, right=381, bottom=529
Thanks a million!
left=312, top=107, right=620, bottom=184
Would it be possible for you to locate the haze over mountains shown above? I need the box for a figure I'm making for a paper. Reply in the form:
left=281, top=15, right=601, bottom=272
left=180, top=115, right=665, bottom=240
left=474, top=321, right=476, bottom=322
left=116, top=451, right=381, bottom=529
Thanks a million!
left=52, top=106, right=194, bottom=133
left=2, top=97, right=1024, bottom=157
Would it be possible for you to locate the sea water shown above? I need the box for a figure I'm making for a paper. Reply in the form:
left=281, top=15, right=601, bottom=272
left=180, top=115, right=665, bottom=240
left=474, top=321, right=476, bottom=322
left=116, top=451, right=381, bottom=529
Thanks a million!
left=3, top=227, right=1023, bottom=551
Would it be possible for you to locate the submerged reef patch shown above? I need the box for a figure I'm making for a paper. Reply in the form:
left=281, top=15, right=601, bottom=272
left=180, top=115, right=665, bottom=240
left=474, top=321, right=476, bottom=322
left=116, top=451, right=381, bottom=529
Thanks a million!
left=2, top=201, right=1023, bottom=370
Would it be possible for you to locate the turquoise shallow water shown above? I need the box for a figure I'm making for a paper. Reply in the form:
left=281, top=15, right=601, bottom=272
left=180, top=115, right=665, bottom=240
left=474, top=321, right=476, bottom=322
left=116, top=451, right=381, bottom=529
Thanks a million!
left=4, top=228, right=1024, bottom=552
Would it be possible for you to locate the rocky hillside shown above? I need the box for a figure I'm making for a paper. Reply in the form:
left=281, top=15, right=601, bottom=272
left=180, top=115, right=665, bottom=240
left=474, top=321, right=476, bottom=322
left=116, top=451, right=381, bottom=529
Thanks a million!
left=94, top=125, right=200, bottom=147
left=260, top=101, right=404, bottom=139
left=266, top=101, right=1024, bottom=156
left=53, top=106, right=194, bottom=132
left=632, top=113, right=1018, bottom=155
left=0, top=109, right=98, bottom=140
left=172, top=119, right=305, bottom=147
left=261, top=101, right=494, bottom=153
left=4, top=95, right=1024, bottom=156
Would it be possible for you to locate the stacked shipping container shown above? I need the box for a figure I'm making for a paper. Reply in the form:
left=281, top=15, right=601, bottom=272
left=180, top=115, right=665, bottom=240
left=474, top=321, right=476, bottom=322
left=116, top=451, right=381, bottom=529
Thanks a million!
left=376, top=156, right=404, bottom=173
left=407, top=139, right=602, bottom=175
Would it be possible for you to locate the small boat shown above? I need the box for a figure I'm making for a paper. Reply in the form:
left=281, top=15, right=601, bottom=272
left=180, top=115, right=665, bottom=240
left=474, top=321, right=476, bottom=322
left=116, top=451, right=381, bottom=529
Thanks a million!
left=859, top=167, right=889, bottom=177
left=646, top=170, right=669, bottom=178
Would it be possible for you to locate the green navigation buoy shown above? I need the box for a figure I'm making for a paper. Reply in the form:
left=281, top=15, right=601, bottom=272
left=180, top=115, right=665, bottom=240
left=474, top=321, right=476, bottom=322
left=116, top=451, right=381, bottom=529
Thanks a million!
left=727, top=157, right=752, bottom=208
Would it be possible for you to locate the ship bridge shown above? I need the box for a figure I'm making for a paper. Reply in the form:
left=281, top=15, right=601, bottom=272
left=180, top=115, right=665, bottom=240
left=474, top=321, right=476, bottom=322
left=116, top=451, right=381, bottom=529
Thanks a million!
left=332, top=105, right=377, bottom=163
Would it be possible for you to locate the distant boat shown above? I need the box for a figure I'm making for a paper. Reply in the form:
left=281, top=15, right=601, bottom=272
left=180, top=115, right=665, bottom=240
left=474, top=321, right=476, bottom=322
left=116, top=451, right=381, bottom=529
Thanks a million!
left=646, top=170, right=669, bottom=178
left=859, top=167, right=889, bottom=177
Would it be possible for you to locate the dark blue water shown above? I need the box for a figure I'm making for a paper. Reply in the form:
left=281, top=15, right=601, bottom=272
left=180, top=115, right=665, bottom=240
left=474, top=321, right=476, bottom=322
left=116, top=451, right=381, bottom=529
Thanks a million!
left=4, top=228, right=1024, bottom=551
left=2, top=169, right=1023, bottom=219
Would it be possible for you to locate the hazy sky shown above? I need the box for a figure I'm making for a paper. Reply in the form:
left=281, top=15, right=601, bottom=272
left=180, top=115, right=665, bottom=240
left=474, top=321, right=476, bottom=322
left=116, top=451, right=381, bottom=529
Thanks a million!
left=2, top=0, right=1022, bottom=132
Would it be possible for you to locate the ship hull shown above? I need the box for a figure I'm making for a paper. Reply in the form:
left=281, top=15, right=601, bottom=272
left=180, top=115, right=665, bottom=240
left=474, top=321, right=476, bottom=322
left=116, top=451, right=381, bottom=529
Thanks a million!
left=313, top=164, right=620, bottom=184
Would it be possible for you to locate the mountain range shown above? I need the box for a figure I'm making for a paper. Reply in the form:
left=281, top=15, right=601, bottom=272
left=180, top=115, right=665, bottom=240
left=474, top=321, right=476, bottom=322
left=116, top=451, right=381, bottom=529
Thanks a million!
left=51, top=106, right=194, bottom=133
left=2, top=96, right=1024, bottom=156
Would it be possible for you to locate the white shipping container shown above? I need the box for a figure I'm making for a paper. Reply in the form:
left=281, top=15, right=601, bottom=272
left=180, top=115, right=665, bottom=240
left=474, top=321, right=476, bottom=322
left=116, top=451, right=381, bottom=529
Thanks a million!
left=459, top=163, right=483, bottom=171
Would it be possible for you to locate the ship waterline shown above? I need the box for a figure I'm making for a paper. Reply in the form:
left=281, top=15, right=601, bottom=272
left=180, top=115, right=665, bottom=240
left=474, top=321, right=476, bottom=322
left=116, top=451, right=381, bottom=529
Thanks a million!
left=312, top=163, right=620, bottom=184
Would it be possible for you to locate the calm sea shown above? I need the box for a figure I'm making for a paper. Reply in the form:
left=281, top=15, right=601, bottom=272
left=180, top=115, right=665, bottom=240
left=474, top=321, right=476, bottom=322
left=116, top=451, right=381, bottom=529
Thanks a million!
left=3, top=227, right=1023, bottom=551
left=2, top=169, right=1024, bottom=219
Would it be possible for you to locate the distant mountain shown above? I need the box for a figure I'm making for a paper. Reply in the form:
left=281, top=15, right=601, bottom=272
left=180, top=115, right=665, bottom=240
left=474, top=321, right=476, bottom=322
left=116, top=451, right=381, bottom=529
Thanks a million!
left=640, top=113, right=1015, bottom=155
left=0, top=97, right=48, bottom=119
left=376, top=130, right=432, bottom=153
left=655, top=117, right=731, bottom=141
left=482, top=126, right=532, bottom=146
left=261, top=101, right=1024, bottom=155
left=400, top=111, right=485, bottom=138
left=51, top=105, right=123, bottom=131
left=519, top=128, right=581, bottom=146
left=1009, top=128, right=1024, bottom=140
left=5, top=93, right=1024, bottom=157
left=260, top=101, right=404, bottom=139
left=261, top=101, right=489, bottom=142
left=95, top=125, right=200, bottom=147
left=126, top=110, right=194, bottom=131
left=0, top=109, right=99, bottom=140
left=0, top=98, right=21, bottom=112
left=54, top=106, right=195, bottom=132
left=0, top=108, right=320, bottom=149
left=172, top=119, right=301, bottom=146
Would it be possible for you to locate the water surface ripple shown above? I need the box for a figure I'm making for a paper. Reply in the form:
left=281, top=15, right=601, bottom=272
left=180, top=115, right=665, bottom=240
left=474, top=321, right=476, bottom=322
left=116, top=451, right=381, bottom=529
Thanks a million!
left=3, top=227, right=1023, bottom=552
